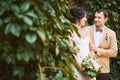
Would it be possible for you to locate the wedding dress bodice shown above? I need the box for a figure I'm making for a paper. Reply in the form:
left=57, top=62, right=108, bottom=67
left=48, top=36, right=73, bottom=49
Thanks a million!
left=72, top=35, right=96, bottom=80
left=73, top=36, right=90, bottom=62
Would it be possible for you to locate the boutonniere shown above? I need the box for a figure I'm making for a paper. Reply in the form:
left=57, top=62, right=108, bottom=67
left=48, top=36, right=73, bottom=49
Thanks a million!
left=105, top=33, right=110, bottom=40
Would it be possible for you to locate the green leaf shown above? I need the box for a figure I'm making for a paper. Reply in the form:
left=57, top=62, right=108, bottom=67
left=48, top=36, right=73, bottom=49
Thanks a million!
left=25, top=33, right=37, bottom=43
left=11, top=5, right=20, bottom=13
left=47, top=4, right=55, bottom=16
left=14, top=13, right=24, bottom=19
left=26, top=50, right=34, bottom=60
left=46, top=31, right=52, bottom=40
left=55, top=70, right=63, bottom=79
left=5, top=23, right=13, bottom=34
left=0, top=19, right=3, bottom=27
left=23, top=51, right=30, bottom=62
left=6, top=56, right=12, bottom=64
left=20, top=2, right=30, bottom=12
left=58, top=38, right=66, bottom=47
left=40, top=16, right=47, bottom=25
left=26, top=11, right=37, bottom=18
left=13, top=68, right=20, bottom=76
left=59, top=15, right=70, bottom=23
left=5, top=23, right=21, bottom=37
left=13, top=68, right=24, bottom=77
left=37, top=29, right=46, bottom=42
left=16, top=52, right=23, bottom=61
left=63, top=39, right=70, bottom=46
left=0, top=9, right=5, bottom=16
left=4, top=17, right=11, bottom=23
left=11, top=24, right=21, bottom=37
left=22, top=50, right=34, bottom=62
left=23, top=16, right=33, bottom=26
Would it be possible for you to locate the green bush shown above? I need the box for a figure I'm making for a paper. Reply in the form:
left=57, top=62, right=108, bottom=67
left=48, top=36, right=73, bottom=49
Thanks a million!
left=0, top=0, right=79, bottom=80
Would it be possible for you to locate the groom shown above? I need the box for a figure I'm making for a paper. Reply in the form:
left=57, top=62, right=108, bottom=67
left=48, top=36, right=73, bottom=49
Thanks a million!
left=88, top=9, right=118, bottom=80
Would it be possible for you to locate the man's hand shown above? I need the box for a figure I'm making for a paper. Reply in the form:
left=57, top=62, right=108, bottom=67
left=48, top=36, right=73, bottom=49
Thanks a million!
left=90, top=46, right=98, bottom=54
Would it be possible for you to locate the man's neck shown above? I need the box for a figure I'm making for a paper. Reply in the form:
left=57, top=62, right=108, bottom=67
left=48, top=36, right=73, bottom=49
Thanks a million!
left=95, top=24, right=104, bottom=28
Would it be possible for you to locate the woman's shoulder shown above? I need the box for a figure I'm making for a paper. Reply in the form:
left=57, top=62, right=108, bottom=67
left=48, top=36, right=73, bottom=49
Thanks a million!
left=82, top=27, right=90, bottom=34
left=81, top=27, right=91, bottom=39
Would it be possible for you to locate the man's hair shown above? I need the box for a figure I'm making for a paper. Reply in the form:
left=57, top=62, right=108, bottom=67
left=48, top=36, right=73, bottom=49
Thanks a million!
left=96, top=9, right=108, bottom=18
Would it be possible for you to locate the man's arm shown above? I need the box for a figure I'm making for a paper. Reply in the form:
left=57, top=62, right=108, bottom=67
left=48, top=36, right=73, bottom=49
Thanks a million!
left=97, top=31, right=118, bottom=57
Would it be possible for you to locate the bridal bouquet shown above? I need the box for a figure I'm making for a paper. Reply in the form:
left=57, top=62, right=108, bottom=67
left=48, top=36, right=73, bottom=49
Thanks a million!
left=81, top=56, right=102, bottom=78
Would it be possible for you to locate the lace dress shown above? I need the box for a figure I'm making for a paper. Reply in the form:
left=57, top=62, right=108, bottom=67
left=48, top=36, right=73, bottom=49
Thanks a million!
left=73, top=36, right=90, bottom=63
left=72, top=35, right=96, bottom=80
left=71, top=36, right=90, bottom=80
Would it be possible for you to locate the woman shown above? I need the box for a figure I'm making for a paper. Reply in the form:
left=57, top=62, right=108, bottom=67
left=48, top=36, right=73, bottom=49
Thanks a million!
left=69, top=7, right=95, bottom=80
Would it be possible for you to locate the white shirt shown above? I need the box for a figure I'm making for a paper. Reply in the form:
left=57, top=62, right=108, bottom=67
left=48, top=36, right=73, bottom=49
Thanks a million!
left=94, top=25, right=104, bottom=47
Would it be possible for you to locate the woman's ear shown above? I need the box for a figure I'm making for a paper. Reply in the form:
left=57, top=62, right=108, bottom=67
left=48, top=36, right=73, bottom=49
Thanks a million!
left=76, top=19, right=81, bottom=26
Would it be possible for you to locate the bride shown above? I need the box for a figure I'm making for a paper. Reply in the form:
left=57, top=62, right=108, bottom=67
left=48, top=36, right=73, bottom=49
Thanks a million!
left=69, top=7, right=95, bottom=80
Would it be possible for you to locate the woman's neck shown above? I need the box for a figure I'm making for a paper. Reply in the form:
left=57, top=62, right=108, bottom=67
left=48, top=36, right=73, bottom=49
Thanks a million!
left=76, top=22, right=84, bottom=29
left=77, top=25, right=84, bottom=31
left=77, top=25, right=85, bottom=38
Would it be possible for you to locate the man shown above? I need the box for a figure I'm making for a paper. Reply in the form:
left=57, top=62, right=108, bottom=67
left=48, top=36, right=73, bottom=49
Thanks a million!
left=88, top=9, right=118, bottom=80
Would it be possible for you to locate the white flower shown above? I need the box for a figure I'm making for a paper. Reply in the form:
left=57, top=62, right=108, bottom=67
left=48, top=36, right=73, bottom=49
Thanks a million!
left=81, top=56, right=102, bottom=77
left=93, top=62, right=101, bottom=71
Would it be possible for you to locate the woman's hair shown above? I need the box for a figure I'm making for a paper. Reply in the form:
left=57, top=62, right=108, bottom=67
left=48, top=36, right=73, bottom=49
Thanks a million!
left=70, top=7, right=86, bottom=23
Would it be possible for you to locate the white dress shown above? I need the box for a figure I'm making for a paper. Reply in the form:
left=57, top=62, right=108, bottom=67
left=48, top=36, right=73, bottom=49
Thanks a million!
left=71, top=35, right=96, bottom=80
left=71, top=36, right=90, bottom=80
left=73, top=36, right=90, bottom=63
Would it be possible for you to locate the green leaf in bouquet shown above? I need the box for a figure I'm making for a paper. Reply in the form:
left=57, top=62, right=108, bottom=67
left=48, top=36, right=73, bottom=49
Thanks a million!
left=90, top=71, right=96, bottom=77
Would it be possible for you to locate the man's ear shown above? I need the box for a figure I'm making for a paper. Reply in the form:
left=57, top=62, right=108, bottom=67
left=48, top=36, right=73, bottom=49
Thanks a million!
left=105, top=17, right=108, bottom=22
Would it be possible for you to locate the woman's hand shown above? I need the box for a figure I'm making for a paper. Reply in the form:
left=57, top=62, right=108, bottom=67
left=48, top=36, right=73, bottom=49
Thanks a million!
left=73, top=54, right=82, bottom=70
left=90, top=46, right=98, bottom=53
left=89, top=51, right=96, bottom=57
left=73, top=47, right=79, bottom=54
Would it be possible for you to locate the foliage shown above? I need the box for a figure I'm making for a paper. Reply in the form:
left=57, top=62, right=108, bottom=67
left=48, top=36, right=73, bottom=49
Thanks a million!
left=0, top=0, right=79, bottom=80
left=74, top=0, right=120, bottom=80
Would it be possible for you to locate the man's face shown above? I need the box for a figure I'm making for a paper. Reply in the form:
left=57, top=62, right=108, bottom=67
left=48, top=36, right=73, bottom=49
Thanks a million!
left=94, top=12, right=107, bottom=27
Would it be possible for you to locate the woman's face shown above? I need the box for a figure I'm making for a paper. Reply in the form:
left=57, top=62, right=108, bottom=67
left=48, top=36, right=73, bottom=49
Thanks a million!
left=79, top=14, right=87, bottom=26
